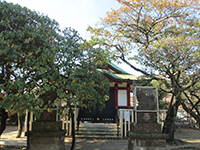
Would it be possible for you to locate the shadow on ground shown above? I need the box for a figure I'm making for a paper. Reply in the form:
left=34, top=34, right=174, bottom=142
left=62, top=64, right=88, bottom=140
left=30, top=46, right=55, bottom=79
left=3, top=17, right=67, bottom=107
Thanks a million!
left=65, top=139, right=128, bottom=150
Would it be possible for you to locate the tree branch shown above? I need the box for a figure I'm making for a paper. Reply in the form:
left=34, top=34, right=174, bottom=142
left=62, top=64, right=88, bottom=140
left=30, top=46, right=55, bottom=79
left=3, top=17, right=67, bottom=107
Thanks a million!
left=7, top=105, right=25, bottom=118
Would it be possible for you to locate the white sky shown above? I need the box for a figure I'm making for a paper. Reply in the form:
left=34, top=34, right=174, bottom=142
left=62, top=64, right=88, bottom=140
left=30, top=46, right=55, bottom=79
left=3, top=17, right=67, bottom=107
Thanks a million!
left=5, top=0, right=141, bottom=75
left=5, top=0, right=120, bottom=39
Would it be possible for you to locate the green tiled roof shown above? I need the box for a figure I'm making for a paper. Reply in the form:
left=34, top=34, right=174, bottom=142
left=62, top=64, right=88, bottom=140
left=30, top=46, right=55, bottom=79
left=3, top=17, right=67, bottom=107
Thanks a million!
left=115, top=74, right=137, bottom=80
left=108, top=63, right=131, bottom=75
left=98, top=69, right=137, bottom=82
left=98, top=63, right=138, bottom=82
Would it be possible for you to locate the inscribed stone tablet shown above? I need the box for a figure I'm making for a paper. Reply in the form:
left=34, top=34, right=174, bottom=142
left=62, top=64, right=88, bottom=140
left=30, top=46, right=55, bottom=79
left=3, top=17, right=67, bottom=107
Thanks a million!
left=136, top=88, right=157, bottom=110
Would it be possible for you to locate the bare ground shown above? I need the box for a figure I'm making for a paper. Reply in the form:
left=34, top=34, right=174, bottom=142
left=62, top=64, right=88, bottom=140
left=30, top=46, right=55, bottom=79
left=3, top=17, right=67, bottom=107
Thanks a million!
left=0, top=126, right=200, bottom=150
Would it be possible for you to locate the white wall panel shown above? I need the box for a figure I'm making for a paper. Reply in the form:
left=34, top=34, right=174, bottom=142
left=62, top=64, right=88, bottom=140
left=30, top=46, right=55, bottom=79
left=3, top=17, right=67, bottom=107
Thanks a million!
left=118, top=90, right=127, bottom=106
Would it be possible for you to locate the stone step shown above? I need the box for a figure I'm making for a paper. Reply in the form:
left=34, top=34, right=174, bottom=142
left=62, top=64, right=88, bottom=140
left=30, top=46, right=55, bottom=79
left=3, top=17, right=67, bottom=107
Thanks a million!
left=76, top=122, right=121, bottom=139
left=76, top=131, right=118, bottom=135
left=77, top=128, right=120, bottom=132
left=78, top=122, right=118, bottom=128
left=75, top=135, right=122, bottom=140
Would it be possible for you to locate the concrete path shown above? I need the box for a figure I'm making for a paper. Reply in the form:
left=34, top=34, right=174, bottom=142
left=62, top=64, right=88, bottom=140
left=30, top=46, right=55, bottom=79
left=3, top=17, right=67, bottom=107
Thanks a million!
left=0, top=126, right=26, bottom=147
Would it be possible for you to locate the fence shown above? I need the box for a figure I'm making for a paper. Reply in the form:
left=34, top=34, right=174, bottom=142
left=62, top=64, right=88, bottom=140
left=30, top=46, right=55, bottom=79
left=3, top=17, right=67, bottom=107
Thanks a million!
left=61, top=108, right=78, bottom=136
left=26, top=108, right=198, bottom=139
left=26, top=108, right=167, bottom=138
left=26, top=108, right=79, bottom=136
left=119, top=109, right=134, bottom=137
left=176, top=110, right=199, bottom=129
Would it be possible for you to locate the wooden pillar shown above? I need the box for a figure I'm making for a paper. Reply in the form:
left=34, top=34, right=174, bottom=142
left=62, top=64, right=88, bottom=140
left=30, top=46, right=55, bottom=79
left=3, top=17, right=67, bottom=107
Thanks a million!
left=114, top=83, right=118, bottom=121
left=127, top=84, right=131, bottom=108
left=115, top=83, right=118, bottom=108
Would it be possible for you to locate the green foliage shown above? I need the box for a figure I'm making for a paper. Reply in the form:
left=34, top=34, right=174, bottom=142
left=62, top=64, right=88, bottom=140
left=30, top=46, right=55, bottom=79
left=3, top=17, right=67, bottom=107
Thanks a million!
left=0, top=1, right=60, bottom=111
left=51, top=27, right=110, bottom=113
left=0, top=1, right=110, bottom=115
left=150, top=80, right=169, bottom=109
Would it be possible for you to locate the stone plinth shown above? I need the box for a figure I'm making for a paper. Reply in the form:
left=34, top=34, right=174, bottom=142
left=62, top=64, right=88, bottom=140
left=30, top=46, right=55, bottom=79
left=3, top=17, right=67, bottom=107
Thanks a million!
left=29, top=111, right=66, bottom=150
left=128, top=123, right=168, bottom=150
left=128, top=132, right=168, bottom=150
left=131, top=123, right=162, bottom=133
left=29, top=131, right=65, bottom=150
left=32, top=121, right=62, bottom=132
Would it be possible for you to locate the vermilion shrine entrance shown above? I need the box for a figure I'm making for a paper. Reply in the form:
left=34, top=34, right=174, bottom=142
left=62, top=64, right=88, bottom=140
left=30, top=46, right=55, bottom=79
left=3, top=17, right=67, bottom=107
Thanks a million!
left=79, top=63, right=137, bottom=123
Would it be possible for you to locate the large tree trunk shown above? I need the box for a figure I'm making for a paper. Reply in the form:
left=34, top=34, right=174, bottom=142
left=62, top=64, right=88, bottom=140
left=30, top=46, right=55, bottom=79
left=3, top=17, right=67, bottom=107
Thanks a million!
left=70, top=108, right=75, bottom=150
left=162, top=100, right=180, bottom=143
left=16, top=113, right=24, bottom=138
left=0, top=108, right=8, bottom=136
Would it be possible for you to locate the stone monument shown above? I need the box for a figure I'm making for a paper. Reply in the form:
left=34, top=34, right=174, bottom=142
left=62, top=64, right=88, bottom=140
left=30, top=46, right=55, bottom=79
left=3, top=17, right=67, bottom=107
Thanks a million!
left=29, top=110, right=66, bottom=150
left=128, top=86, right=168, bottom=150
left=29, top=92, right=65, bottom=150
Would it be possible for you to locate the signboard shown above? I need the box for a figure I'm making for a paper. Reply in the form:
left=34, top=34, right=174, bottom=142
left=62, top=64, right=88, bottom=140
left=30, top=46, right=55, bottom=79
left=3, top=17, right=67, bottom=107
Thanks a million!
left=124, top=111, right=130, bottom=121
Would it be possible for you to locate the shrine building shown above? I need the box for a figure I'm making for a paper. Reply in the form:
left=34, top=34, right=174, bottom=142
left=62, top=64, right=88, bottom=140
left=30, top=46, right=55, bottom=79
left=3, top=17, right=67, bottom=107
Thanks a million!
left=80, top=63, right=137, bottom=123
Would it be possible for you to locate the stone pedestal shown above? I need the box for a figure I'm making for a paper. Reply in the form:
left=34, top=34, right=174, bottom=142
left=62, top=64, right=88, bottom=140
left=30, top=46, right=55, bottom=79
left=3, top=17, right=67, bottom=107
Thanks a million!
left=29, top=110, right=66, bottom=150
left=128, top=133, right=168, bottom=150
left=128, top=123, right=168, bottom=150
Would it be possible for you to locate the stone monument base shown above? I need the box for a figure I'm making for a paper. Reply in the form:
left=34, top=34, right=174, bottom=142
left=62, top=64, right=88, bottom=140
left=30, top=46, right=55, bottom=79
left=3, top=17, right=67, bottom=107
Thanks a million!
left=128, top=132, right=168, bottom=150
left=128, top=123, right=168, bottom=150
left=28, top=111, right=66, bottom=150
left=29, top=131, right=66, bottom=150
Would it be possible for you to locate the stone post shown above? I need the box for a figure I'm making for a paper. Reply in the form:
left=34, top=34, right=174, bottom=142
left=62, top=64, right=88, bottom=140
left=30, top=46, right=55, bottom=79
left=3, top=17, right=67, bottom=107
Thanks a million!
left=29, top=110, right=66, bottom=150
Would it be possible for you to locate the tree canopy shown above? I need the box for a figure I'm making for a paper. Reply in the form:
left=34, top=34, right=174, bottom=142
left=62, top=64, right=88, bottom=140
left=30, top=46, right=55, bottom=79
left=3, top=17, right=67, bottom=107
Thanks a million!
left=88, top=0, right=200, bottom=142
left=0, top=1, right=110, bottom=115
left=0, top=1, right=60, bottom=111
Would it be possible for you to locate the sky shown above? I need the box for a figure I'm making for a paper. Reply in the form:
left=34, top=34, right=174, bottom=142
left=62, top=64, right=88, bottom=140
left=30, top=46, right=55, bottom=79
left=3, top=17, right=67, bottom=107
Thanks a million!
left=4, top=0, right=141, bottom=75
left=5, top=0, right=120, bottom=39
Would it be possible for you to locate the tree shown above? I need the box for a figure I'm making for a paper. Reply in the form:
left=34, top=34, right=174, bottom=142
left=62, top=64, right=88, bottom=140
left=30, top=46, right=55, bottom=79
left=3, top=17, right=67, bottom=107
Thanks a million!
left=143, top=33, right=200, bottom=142
left=54, top=27, right=109, bottom=112
left=0, top=2, right=110, bottom=145
left=47, top=28, right=110, bottom=150
left=0, top=1, right=60, bottom=135
left=88, top=0, right=200, bottom=142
